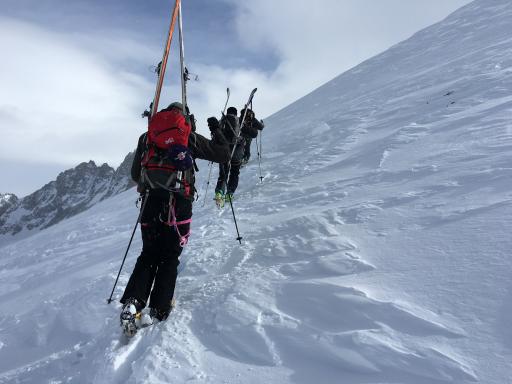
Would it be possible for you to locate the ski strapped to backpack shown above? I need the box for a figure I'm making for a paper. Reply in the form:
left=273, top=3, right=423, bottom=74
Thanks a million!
left=225, top=88, right=257, bottom=172
left=151, top=0, right=181, bottom=117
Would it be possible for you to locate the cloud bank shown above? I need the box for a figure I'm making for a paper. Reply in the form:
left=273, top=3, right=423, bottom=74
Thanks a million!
left=0, top=18, right=154, bottom=168
left=0, top=1, right=472, bottom=195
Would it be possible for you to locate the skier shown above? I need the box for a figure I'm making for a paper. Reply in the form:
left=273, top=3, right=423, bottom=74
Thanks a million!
left=240, top=108, right=264, bottom=165
left=214, top=107, right=260, bottom=205
left=213, top=107, right=242, bottom=206
left=120, top=103, right=230, bottom=330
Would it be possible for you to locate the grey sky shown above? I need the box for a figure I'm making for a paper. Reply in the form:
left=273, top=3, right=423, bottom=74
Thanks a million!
left=0, top=0, right=472, bottom=197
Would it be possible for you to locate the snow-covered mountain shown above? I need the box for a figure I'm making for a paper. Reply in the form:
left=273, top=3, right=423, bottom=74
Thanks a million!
left=1, top=0, right=512, bottom=383
left=0, top=194, right=18, bottom=218
left=0, top=152, right=135, bottom=239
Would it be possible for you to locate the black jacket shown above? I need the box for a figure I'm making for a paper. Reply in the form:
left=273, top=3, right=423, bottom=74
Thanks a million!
left=240, top=117, right=264, bottom=139
left=220, top=114, right=240, bottom=145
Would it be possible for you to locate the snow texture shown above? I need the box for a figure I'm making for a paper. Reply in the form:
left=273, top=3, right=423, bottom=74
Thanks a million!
left=1, top=0, right=512, bottom=382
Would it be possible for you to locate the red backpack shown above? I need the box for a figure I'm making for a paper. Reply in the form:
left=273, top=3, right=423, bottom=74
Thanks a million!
left=140, top=106, right=194, bottom=194
left=148, top=108, right=190, bottom=148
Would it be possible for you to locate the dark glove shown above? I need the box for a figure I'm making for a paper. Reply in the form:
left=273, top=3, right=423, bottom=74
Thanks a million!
left=207, top=117, right=220, bottom=132
left=253, top=118, right=264, bottom=131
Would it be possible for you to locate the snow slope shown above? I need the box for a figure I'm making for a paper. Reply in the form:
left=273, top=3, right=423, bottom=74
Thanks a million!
left=1, top=0, right=512, bottom=382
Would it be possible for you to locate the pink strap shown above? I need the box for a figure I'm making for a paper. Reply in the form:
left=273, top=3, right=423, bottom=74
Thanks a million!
left=163, top=195, right=192, bottom=247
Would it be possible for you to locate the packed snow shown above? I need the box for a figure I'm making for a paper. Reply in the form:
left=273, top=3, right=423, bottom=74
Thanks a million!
left=1, top=0, right=512, bottom=382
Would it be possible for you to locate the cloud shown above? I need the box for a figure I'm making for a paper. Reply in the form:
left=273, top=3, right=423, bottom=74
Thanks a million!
left=149, top=0, right=472, bottom=133
left=220, top=0, right=472, bottom=111
left=0, top=14, right=276, bottom=195
left=0, top=15, right=274, bottom=172
left=1, top=1, right=473, bottom=195
left=0, top=17, right=154, bottom=167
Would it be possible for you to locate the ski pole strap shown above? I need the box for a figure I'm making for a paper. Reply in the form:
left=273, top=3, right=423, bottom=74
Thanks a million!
left=163, top=194, right=192, bottom=247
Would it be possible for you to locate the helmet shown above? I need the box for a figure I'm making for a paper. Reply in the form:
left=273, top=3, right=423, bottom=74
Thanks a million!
left=167, top=102, right=184, bottom=112
left=226, top=106, right=237, bottom=116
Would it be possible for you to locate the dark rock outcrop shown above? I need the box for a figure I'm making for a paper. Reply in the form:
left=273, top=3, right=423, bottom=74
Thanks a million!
left=0, top=153, right=135, bottom=237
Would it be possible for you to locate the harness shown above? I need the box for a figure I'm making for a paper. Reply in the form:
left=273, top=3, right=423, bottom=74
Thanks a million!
left=160, top=193, right=192, bottom=247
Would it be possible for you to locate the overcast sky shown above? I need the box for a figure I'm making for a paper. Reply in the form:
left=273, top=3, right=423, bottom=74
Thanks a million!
left=0, top=0, right=472, bottom=197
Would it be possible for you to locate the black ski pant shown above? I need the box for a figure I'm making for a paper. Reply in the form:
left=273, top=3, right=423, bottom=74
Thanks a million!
left=215, top=161, right=241, bottom=195
left=243, top=138, right=253, bottom=161
left=121, top=192, right=191, bottom=315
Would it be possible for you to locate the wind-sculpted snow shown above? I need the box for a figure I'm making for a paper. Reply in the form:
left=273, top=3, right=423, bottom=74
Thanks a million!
left=2, top=0, right=512, bottom=382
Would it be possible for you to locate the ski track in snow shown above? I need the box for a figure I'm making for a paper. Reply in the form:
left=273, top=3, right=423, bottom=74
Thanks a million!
left=2, top=1, right=512, bottom=382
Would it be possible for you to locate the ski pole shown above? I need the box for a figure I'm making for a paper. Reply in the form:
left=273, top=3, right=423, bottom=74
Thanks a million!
left=249, top=99, right=264, bottom=183
left=202, top=162, right=213, bottom=207
left=259, top=125, right=263, bottom=158
left=228, top=198, right=243, bottom=244
left=256, top=133, right=264, bottom=183
left=107, top=192, right=149, bottom=304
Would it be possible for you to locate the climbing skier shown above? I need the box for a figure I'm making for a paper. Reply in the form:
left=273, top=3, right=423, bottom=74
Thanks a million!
left=213, top=107, right=242, bottom=206
left=214, top=106, right=259, bottom=205
left=120, top=103, right=229, bottom=334
left=241, top=108, right=264, bottom=165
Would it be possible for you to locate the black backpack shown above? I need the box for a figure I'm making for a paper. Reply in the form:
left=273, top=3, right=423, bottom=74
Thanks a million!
left=220, top=114, right=240, bottom=144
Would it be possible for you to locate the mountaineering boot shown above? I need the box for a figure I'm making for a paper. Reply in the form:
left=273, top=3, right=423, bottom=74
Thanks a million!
left=120, top=298, right=143, bottom=337
left=150, top=299, right=176, bottom=322
left=214, top=191, right=224, bottom=208
left=225, top=193, right=234, bottom=203
left=137, top=311, right=153, bottom=328
left=150, top=307, right=169, bottom=322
